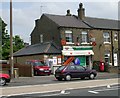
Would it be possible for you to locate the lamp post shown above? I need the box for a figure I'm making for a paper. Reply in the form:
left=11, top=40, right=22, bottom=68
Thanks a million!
left=10, top=0, right=14, bottom=78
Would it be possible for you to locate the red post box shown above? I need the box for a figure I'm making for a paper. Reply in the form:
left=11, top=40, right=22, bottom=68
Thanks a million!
left=99, top=62, right=104, bottom=71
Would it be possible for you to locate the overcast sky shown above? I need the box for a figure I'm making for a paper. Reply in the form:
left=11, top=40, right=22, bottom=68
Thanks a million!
left=0, top=0, right=119, bottom=44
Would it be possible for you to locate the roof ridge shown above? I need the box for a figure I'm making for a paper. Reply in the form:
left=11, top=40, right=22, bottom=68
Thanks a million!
left=85, top=16, right=119, bottom=21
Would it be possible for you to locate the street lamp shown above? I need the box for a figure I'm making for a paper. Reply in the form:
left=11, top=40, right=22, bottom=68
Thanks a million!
left=10, top=0, right=14, bottom=78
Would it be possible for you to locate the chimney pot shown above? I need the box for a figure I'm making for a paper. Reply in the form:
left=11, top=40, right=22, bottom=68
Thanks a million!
left=79, top=3, right=83, bottom=9
left=66, top=9, right=71, bottom=16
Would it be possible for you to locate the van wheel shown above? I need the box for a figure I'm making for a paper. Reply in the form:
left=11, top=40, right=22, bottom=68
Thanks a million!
left=65, top=75, right=71, bottom=81
left=0, top=78, right=6, bottom=86
left=89, top=73, right=95, bottom=79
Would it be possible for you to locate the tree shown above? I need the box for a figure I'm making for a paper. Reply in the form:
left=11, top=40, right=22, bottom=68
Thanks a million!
left=13, top=35, right=25, bottom=53
left=0, top=18, right=25, bottom=60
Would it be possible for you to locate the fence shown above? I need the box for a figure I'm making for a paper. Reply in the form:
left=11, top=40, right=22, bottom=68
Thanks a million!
left=1, top=63, right=33, bottom=77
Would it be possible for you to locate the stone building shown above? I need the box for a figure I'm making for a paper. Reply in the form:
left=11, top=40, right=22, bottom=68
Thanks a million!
left=14, top=3, right=119, bottom=70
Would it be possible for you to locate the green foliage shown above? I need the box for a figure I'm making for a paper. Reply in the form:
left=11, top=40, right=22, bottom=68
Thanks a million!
left=0, top=18, right=25, bottom=60
left=13, top=35, right=24, bottom=53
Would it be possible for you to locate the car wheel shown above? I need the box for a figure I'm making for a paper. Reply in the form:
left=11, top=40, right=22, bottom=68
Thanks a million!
left=34, top=71, right=38, bottom=76
left=89, top=73, right=95, bottom=79
left=65, top=75, right=71, bottom=81
left=0, top=78, right=6, bottom=86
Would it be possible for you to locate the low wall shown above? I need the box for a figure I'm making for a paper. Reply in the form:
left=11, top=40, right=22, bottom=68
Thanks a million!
left=108, top=66, right=120, bottom=74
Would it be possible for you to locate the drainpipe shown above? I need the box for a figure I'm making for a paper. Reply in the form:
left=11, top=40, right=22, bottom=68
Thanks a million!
left=111, top=31, right=114, bottom=66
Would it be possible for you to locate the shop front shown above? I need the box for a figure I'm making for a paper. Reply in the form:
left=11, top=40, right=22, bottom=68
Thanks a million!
left=62, top=46, right=94, bottom=69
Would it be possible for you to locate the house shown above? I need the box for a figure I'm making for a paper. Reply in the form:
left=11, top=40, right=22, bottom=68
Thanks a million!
left=30, top=3, right=119, bottom=70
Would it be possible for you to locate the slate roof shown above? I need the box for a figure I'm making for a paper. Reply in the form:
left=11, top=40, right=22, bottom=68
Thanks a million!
left=44, top=14, right=90, bottom=29
left=44, top=14, right=120, bottom=30
left=13, top=42, right=61, bottom=57
left=84, top=17, right=120, bottom=30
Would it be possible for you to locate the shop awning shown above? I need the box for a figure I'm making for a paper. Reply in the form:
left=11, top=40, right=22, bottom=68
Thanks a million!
left=62, top=50, right=94, bottom=56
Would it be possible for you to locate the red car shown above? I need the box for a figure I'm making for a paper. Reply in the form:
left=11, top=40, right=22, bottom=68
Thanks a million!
left=0, top=73, right=11, bottom=86
left=26, top=60, right=51, bottom=76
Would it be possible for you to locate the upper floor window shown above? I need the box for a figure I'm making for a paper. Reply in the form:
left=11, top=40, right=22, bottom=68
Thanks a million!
left=114, top=33, right=118, bottom=41
left=65, top=30, right=73, bottom=43
left=103, top=32, right=110, bottom=43
left=81, top=31, right=88, bottom=43
left=40, top=34, right=43, bottom=43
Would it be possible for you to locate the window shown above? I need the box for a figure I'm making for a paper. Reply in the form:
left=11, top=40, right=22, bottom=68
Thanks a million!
left=40, top=34, right=43, bottom=43
left=103, top=32, right=110, bottom=43
left=68, top=65, right=76, bottom=70
left=82, top=31, right=88, bottom=43
left=65, top=30, right=73, bottom=43
left=114, top=33, right=118, bottom=41
left=104, top=50, right=110, bottom=63
left=75, top=66, right=85, bottom=71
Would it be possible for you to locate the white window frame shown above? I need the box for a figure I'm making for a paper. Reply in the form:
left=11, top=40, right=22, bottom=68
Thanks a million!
left=103, top=32, right=110, bottom=44
left=40, top=34, right=43, bottom=43
left=81, top=31, right=88, bottom=44
left=114, top=33, right=118, bottom=41
left=65, top=30, right=73, bottom=44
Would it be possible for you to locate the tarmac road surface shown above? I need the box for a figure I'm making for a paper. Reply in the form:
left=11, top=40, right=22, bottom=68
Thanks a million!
left=0, top=78, right=119, bottom=97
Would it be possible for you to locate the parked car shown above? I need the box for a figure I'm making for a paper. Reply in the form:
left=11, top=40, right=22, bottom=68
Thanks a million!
left=26, top=60, right=51, bottom=76
left=0, top=73, right=11, bottom=86
left=55, top=65, right=97, bottom=81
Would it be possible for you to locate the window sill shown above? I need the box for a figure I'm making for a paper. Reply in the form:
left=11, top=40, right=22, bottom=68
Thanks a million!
left=66, top=42, right=74, bottom=44
left=104, top=42, right=111, bottom=44
left=81, top=43, right=90, bottom=45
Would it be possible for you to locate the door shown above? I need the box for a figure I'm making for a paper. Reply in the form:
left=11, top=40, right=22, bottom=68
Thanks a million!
left=75, top=66, right=87, bottom=78
left=67, top=65, right=78, bottom=78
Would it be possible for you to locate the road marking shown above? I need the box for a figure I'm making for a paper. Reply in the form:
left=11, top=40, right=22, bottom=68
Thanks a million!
left=41, top=92, right=70, bottom=97
left=88, top=86, right=120, bottom=94
left=88, top=91, right=99, bottom=94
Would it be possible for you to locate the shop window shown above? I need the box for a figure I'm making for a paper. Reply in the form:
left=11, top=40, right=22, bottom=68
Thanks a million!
left=65, top=30, right=73, bottom=43
left=103, top=32, right=110, bottom=43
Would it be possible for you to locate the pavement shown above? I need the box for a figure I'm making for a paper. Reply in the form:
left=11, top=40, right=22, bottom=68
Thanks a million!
left=3, top=72, right=118, bottom=87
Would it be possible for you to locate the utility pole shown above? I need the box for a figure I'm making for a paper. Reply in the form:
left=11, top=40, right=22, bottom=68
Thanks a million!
left=118, top=31, right=120, bottom=67
left=10, top=0, right=14, bottom=78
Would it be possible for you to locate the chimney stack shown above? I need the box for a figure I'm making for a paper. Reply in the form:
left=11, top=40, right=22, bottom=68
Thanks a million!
left=66, top=9, right=71, bottom=16
left=77, top=3, right=85, bottom=20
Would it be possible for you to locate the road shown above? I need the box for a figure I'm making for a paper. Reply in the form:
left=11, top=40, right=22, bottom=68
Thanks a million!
left=6, top=85, right=119, bottom=98
left=1, top=78, right=119, bottom=97
left=0, top=73, right=119, bottom=98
